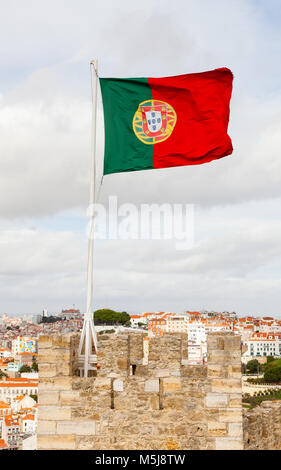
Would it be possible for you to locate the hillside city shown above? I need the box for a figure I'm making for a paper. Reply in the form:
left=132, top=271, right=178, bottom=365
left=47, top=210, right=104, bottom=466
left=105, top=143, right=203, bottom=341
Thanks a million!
left=0, top=308, right=281, bottom=450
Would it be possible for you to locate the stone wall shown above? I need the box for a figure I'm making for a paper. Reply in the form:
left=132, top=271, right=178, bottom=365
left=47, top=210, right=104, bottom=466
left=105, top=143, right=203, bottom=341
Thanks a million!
left=37, top=331, right=244, bottom=450
left=243, top=401, right=281, bottom=450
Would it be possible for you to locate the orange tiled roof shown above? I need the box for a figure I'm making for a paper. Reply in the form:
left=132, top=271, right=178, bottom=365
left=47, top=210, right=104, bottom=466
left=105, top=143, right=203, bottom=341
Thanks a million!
left=0, top=439, right=7, bottom=449
left=22, top=414, right=34, bottom=421
left=0, top=382, right=37, bottom=388
left=4, top=416, right=19, bottom=426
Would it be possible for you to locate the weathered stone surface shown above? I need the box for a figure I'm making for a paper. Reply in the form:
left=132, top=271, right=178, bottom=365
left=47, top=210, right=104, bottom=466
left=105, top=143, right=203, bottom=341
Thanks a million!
left=60, top=390, right=81, bottom=405
left=37, top=331, right=248, bottom=450
left=56, top=420, right=96, bottom=435
left=39, top=363, right=57, bottom=378
left=210, top=378, right=241, bottom=394
left=144, top=379, right=159, bottom=393
left=228, top=422, right=243, bottom=437
left=207, top=422, right=227, bottom=437
left=38, top=376, right=73, bottom=391
left=38, top=335, right=53, bottom=348
left=218, top=408, right=243, bottom=423
left=37, top=420, right=57, bottom=435
left=205, top=393, right=228, bottom=408
left=162, top=377, right=181, bottom=392
left=113, top=379, right=124, bottom=392
left=216, top=437, right=243, bottom=450
left=228, top=394, right=242, bottom=407
left=39, top=406, right=72, bottom=421
left=38, top=391, right=59, bottom=405
left=37, top=435, right=76, bottom=450
left=154, top=369, right=171, bottom=378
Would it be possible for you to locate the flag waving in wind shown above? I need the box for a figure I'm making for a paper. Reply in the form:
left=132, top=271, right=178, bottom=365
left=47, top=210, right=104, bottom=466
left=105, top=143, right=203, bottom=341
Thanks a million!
left=100, top=67, right=233, bottom=175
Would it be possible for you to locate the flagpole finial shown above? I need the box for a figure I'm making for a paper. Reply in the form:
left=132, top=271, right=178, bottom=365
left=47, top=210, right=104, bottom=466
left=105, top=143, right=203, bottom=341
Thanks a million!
left=90, top=60, right=98, bottom=75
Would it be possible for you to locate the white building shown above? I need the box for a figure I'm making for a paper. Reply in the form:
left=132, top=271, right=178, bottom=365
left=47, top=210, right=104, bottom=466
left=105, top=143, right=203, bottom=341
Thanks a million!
left=244, top=333, right=281, bottom=358
left=11, top=394, right=36, bottom=413
left=21, top=414, right=36, bottom=434
left=2, top=416, right=20, bottom=449
left=22, top=433, right=36, bottom=450
left=0, top=349, right=12, bottom=359
left=166, top=315, right=188, bottom=333
left=0, top=379, right=38, bottom=400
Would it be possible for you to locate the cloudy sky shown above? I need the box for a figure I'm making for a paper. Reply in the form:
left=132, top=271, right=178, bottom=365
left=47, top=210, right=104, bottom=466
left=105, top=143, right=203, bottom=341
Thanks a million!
left=1, top=0, right=281, bottom=316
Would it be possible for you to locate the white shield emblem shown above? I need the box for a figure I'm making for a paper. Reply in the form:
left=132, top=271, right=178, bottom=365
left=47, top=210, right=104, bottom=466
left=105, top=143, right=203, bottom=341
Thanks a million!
left=145, top=110, right=162, bottom=133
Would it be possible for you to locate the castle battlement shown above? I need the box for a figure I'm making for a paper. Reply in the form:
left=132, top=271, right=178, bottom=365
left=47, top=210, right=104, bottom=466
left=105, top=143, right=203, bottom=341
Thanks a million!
left=36, top=331, right=281, bottom=450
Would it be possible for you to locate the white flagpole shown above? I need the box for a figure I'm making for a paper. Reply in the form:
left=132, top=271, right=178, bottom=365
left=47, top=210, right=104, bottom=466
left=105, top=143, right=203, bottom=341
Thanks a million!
left=78, top=59, right=98, bottom=377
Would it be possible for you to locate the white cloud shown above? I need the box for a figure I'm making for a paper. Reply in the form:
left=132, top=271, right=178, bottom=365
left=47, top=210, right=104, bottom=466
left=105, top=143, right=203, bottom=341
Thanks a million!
left=0, top=0, right=280, bottom=314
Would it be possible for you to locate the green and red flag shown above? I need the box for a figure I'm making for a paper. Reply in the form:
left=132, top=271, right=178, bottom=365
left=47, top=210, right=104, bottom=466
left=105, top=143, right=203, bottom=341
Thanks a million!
left=100, top=68, right=233, bottom=175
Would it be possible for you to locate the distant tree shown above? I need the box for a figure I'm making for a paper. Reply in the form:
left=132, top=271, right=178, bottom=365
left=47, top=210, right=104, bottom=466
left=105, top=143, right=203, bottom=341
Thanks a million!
left=94, top=309, right=131, bottom=326
left=266, top=356, right=275, bottom=365
left=31, top=361, right=38, bottom=372
left=264, top=365, right=281, bottom=383
left=40, top=316, right=59, bottom=324
left=246, top=359, right=260, bottom=374
left=19, top=365, right=32, bottom=373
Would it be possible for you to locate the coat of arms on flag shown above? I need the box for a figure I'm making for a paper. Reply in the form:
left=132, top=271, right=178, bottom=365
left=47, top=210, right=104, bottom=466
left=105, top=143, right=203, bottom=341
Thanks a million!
left=133, top=99, right=177, bottom=145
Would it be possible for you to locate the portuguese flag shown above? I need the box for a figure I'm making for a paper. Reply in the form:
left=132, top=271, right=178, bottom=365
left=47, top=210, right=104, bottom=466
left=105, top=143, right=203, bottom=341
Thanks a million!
left=100, top=68, right=233, bottom=175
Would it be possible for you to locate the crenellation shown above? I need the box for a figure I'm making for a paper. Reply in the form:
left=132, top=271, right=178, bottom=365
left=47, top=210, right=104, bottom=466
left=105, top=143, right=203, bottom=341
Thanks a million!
left=36, top=330, right=280, bottom=450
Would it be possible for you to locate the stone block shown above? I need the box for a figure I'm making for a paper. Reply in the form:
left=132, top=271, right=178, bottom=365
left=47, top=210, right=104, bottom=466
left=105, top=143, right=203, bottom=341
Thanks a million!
left=208, top=422, right=227, bottom=437
left=145, top=379, right=159, bottom=393
left=227, top=365, right=241, bottom=378
left=38, top=335, right=53, bottom=348
left=224, top=336, right=241, bottom=351
left=207, top=335, right=225, bottom=351
left=219, top=408, right=243, bottom=423
left=215, top=437, right=243, bottom=450
left=51, top=334, right=76, bottom=348
left=205, top=393, right=228, bottom=408
left=94, top=377, right=111, bottom=390
left=56, top=363, right=73, bottom=376
left=38, top=391, right=60, bottom=405
left=228, top=422, right=243, bottom=437
left=211, top=378, right=241, bottom=394
left=39, top=405, right=72, bottom=421
left=207, top=364, right=223, bottom=378
left=162, top=396, right=184, bottom=410
left=37, top=435, right=76, bottom=450
left=60, top=390, right=81, bottom=405
left=38, top=350, right=71, bottom=364
left=181, top=365, right=207, bottom=378
left=38, top=377, right=73, bottom=391
left=39, top=363, right=57, bottom=378
left=228, top=394, right=242, bottom=407
left=162, top=377, right=182, bottom=392
left=154, top=369, right=171, bottom=378
left=113, top=379, right=123, bottom=392
left=208, top=350, right=241, bottom=364
left=56, top=420, right=96, bottom=436
left=117, top=358, right=129, bottom=370
left=37, top=420, right=57, bottom=435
